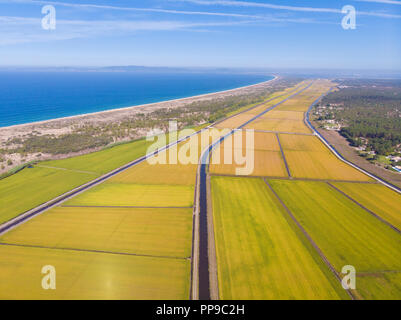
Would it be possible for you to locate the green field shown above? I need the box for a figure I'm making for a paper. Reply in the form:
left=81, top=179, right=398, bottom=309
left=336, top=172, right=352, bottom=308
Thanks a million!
left=332, top=182, right=401, bottom=231
left=269, top=179, right=401, bottom=299
left=211, top=176, right=347, bottom=299
left=0, top=166, right=95, bottom=224
left=0, top=137, right=157, bottom=224
left=0, top=206, right=193, bottom=258
left=42, top=138, right=154, bottom=175
left=0, top=245, right=190, bottom=300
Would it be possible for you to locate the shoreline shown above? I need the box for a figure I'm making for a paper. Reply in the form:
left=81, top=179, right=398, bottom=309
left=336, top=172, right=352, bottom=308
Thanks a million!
left=1, top=75, right=278, bottom=130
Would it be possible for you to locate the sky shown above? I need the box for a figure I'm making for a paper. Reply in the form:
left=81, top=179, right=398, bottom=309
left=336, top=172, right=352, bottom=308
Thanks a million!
left=0, top=0, right=400, bottom=70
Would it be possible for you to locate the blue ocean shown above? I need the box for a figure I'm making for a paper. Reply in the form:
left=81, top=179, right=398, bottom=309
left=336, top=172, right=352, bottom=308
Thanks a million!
left=0, top=71, right=273, bottom=127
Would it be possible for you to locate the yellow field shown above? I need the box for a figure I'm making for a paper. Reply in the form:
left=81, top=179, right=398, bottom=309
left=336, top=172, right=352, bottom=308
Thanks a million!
left=0, top=245, right=190, bottom=300
left=279, top=134, right=327, bottom=152
left=284, top=150, right=371, bottom=181
left=247, top=118, right=311, bottom=134
left=276, top=97, right=317, bottom=112
left=279, top=134, right=371, bottom=181
left=219, top=131, right=281, bottom=151
left=214, top=81, right=312, bottom=129
left=263, top=110, right=305, bottom=120
left=275, top=81, right=332, bottom=112
left=210, top=149, right=288, bottom=177
left=332, top=182, right=401, bottom=230
left=65, top=183, right=194, bottom=207
left=0, top=207, right=193, bottom=258
left=110, top=161, right=198, bottom=186
left=214, top=113, right=255, bottom=129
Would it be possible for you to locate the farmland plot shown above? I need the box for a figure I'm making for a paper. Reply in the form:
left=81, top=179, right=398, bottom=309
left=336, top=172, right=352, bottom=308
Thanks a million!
left=211, top=176, right=347, bottom=300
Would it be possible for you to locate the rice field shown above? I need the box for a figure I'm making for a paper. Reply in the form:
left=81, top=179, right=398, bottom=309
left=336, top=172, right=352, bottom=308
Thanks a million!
left=0, top=245, right=190, bottom=300
left=279, top=134, right=327, bottom=152
left=269, top=179, right=401, bottom=299
left=209, top=132, right=287, bottom=177
left=0, top=206, right=193, bottom=258
left=331, top=182, right=401, bottom=231
left=211, top=176, right=347, bottom=300
left=279, top=134, right=372, bottom=181
left=64, top=183, right=194, bottom=207
left=0, top=166, right=95, bottom=224
left=246, top=118, right=311, bottom=134
left=214, top=113, right=256, bottom=129
left=214, top=81, right=311, bottom=129
left=262, top=110, right=305, bottom=120
left=210, top=149, right=288, bottom=177
left=42, top=138, right=155, bottom=175
left=284, top=150, right=372, bottom=181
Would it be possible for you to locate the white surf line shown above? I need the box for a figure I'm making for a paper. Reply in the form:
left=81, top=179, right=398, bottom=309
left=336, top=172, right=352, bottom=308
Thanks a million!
left=305, top=86, right=401, bottom=195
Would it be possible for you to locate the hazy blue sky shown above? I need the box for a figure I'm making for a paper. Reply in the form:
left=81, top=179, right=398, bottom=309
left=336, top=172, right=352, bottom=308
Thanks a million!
left=0, top=0, right=400, bottom=70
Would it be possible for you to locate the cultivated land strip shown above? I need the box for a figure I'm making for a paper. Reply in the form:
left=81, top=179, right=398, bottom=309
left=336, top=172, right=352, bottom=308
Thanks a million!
left=326, top=182, right=401, bottom=234
left=264, top=179, right=355, bottom=300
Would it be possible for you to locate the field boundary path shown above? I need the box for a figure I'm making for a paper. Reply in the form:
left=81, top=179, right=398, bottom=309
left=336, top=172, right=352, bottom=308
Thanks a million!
left=276, top=133, right=292, bottom=178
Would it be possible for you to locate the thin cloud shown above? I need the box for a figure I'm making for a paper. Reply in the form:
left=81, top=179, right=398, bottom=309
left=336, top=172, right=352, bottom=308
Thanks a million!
left=1, top=0, right=273, bottom=19
left=356, top=0, right=401, bottom=5
left=176, top=0, right=401, bottom=18
left=0, top=15, right=256, bottom=45
left=0, top=0, right=331, bottom=25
